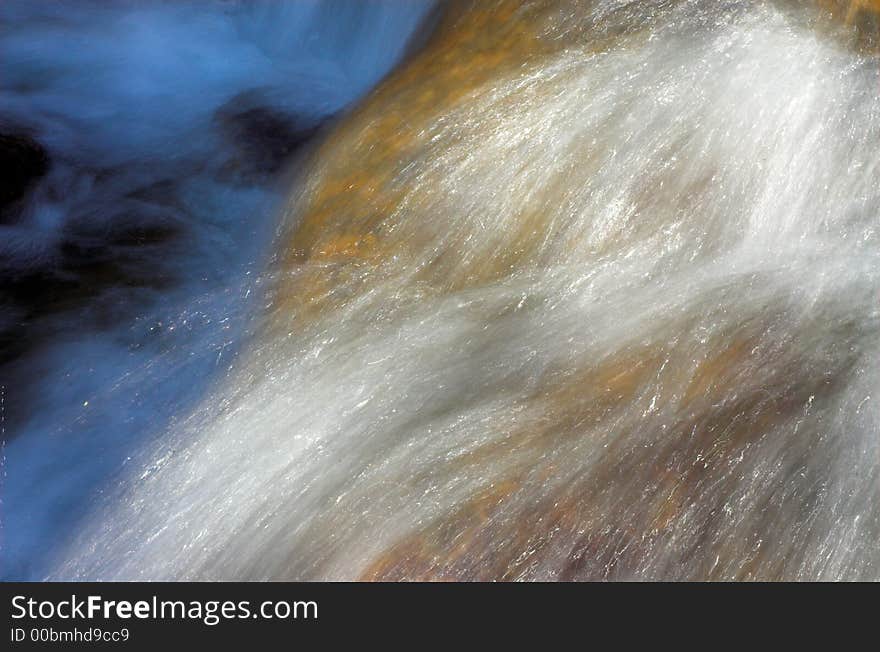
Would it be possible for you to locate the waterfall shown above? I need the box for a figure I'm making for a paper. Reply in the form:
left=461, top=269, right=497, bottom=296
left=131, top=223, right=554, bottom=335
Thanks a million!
left=7, top=0, right=879, bottom=581
left=1, top=0, right=435, bottom=580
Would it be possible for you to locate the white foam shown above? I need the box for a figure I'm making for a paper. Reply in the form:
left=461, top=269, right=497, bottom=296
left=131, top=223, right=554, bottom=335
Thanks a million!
left=37, top=1, right=880, bottom=580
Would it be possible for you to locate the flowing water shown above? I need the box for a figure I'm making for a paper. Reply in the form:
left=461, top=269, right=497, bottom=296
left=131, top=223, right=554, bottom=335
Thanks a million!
left=4, top=0, right=880, bottom=580
left=1, top=0, right=435, bottom=580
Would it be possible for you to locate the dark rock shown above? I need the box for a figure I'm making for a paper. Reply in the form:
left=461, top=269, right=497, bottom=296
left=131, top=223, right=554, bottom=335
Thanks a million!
left=215, top=97, right=321, bottom=179
left=0, top=132, right=50, bottom=222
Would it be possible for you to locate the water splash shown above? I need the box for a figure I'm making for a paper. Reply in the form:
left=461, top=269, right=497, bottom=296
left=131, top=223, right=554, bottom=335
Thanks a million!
left=1, top=0, right=435, bottom=580
left=39, top=0, right=880, bottom=580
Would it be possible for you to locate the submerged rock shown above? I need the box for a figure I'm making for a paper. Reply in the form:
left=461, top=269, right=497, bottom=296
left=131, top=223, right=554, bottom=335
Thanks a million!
left=0, top=131, right=50, bottom=222
left=260, top=0, right=880, bottom=581
left=215, top=93, right=323, bottom=181
left=47, top=0, right=880, bottom=582
left=820, top=0, right=880, bottom=50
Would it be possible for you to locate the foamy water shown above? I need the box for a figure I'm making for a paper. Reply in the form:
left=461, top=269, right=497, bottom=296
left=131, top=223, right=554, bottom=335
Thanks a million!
left=1, top=0, right=434, bottom=580
left=8, top=0, right=880, bottom=581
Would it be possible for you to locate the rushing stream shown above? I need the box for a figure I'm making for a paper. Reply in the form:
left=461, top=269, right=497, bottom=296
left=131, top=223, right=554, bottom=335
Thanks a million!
left=4, top=1, right=879, bottom=581
left=1, top=0, right=435, bottom=580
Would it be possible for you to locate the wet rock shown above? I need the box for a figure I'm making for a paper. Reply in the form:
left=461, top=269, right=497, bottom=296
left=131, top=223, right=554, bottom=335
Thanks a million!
left=817, top=0, right=880, bottom=50
left=267, top=0, right=880, bottom=581
left=846, top=0, right=880, bottom=50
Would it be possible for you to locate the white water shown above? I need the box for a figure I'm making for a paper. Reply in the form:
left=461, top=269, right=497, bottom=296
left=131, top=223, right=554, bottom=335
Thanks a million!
left=8, top=0, right=880, bottom=580
left=1, top=0, right=434, bottom=580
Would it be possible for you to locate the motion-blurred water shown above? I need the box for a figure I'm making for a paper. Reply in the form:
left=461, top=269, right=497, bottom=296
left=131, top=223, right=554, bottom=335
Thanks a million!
left=0, top=0, right=434, bottom=580
left=6, top=0, right=880, bottom=581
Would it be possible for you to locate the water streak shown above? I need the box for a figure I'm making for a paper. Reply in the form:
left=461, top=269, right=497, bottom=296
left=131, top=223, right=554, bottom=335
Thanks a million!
left=28, top=0, right=880, bottom=580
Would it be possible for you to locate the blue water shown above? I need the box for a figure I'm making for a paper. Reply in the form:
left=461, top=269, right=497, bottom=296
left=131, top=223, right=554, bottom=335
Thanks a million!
left=0, top=0, right=434, bottom=580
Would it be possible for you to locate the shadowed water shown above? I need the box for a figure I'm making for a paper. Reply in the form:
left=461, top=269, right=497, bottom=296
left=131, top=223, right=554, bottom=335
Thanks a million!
left=1, top=0, right=435, bottom=580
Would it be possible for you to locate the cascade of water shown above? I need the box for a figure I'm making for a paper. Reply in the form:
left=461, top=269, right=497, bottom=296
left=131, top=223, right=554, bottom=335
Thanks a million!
left=12, top=0, right=880, bottom=581
left=1, top=0, right=435, bottom=580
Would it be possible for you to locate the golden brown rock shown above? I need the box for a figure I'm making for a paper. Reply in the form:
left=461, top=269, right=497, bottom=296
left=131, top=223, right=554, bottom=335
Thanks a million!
left=267, top=1, right=879, bottom=581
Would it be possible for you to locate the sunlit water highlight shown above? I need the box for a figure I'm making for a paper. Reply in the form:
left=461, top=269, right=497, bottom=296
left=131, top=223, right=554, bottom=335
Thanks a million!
left=1, top=0, right=434, bottom=580
left=5, top=0, right=879, bottom=581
